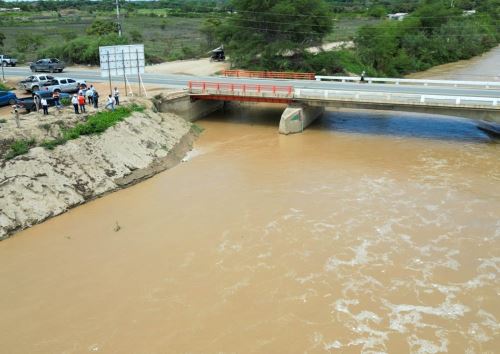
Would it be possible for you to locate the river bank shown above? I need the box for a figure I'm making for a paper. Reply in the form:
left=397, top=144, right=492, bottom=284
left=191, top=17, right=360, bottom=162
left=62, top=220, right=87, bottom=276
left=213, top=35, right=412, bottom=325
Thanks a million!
left=0, top=99, right=194, bottom=240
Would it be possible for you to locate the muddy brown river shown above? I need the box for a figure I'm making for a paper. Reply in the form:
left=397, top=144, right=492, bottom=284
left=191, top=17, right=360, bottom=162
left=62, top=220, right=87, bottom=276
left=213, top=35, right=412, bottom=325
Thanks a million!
left=1, top=48, right=499, bottom=353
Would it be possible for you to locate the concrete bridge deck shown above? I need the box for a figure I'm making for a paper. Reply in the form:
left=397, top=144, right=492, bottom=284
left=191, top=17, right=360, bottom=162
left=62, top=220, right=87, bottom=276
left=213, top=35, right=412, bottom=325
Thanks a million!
left=187, top=80, right=500, bottom=134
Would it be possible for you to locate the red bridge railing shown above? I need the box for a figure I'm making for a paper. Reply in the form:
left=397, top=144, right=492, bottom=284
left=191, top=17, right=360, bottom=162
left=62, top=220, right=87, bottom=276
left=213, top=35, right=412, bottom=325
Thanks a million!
left=222, top=70, right=315, bottom=80
left=188, top=81, right=293, bottom=96
left=188, top=81, right=294, bottom=103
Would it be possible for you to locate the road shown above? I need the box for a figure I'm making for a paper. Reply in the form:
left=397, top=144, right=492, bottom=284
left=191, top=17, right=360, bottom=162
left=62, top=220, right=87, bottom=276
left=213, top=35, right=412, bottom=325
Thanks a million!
left=3, top=66, right=500, bottom=99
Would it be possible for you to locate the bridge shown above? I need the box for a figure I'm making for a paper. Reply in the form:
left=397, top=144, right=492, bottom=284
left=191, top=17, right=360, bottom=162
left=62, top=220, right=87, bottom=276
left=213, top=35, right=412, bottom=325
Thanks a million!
left=2, top=67, right=499, bottom=135
left=187, top=74, right=500, bottom=134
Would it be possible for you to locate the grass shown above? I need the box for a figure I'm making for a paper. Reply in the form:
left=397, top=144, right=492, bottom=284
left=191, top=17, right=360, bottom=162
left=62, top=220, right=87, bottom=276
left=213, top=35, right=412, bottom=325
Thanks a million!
left=0, top=82, right=12, bottom=91
left=5, top=138, right=36, bottom=160
left=41, top=104, right=144, bottom=150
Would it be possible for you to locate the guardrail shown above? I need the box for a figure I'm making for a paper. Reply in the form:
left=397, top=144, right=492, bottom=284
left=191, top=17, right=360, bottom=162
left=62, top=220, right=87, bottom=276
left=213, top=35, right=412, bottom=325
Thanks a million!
left=315, top=76, right=500, bottom=89
left=188, top=81, right=294, bottom=98
left=223, top=70, right=315, bottom=80
left=295, top=88, right=500, bottom=108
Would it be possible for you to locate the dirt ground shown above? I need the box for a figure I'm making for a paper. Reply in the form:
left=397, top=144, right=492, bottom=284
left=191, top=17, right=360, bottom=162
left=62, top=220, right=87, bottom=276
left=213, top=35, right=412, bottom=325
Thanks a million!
left=68, top=57, right=229, bottom=76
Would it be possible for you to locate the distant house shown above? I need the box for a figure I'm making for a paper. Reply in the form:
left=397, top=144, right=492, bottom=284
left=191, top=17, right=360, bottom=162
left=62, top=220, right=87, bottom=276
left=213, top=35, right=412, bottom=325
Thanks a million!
left=387, top=13, right=408, bottom=21
left=0, top=8, right=21, bottom=12
left=463, top=10, right=476, bottom=16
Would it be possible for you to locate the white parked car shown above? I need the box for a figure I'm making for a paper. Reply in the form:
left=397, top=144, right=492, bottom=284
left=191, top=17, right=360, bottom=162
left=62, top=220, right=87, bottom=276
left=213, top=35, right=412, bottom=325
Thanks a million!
left=0, top=54, right=17, bottom=67
left=37, top=77, right=87, bottom=93
left=18, top=74, right=55, bottom=92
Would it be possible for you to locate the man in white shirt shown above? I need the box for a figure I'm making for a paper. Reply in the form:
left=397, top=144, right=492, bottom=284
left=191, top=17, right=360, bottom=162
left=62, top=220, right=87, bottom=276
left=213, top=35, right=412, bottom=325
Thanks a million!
left=105, top=94, right=115, bottom=112
left=71, top=94, right=79, bottom=114
left=40, top=97, right=48, bottom=115
left=113, top=87, right=120, bottom=105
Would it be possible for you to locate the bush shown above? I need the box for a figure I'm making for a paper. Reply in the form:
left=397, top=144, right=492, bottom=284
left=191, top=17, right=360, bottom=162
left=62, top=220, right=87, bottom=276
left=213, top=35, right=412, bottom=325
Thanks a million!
left=60, top=97, right=71, bottom=106
left=304, top=50, right=374, bottom=76
left=5, top=139, right=36, bottom=160
left=0, top=82, right=11, bottom=91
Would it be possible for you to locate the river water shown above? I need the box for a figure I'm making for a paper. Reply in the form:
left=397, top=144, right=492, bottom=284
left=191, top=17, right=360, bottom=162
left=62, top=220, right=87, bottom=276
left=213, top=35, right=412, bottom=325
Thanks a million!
left=1, top=50, right=499, bottom=353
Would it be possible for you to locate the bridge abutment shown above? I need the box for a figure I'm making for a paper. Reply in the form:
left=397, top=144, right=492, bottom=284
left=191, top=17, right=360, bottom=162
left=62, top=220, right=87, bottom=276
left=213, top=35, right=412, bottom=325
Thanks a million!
left=279, top=104, right=324, bottom=134
left=153, top=92, right=223, bottom=121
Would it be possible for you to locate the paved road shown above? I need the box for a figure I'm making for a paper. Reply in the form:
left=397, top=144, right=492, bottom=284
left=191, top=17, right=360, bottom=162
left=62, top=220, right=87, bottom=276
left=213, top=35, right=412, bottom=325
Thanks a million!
left=3, top=66, right=500, bottom=98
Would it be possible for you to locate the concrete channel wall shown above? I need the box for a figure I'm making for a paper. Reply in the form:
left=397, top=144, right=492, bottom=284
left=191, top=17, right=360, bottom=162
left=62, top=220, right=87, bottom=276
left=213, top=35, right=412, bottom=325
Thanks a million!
left=154, top=91, right=223, bottom=122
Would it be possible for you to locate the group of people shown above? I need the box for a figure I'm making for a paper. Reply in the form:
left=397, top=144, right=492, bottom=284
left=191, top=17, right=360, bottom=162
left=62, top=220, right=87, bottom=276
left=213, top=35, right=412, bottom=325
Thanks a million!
left=35, top=85, right=121, bottom=116
left=71, top=85, right=120, bottom=114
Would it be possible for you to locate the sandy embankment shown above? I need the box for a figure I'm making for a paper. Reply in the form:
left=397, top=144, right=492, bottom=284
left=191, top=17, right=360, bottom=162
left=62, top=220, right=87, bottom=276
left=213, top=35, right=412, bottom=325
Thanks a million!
left=0, top=96, right=195, bottom=240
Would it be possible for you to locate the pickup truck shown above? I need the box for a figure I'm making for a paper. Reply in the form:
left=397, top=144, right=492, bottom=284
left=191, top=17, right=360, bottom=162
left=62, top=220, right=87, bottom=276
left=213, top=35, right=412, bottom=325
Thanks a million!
left=38, top=77, right=86, bottom=93
left=0, top=55, right=17, bottom=67
left=16, top=91, right=70, bottom=113
left=30, top=58, right=65, bottom=73
left=18, top=74, right=55, bottom=92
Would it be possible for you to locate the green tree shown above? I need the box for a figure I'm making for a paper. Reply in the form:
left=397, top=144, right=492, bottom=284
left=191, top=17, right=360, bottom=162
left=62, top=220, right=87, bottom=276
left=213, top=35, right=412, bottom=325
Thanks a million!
left=0, top=32, right=5, bottom=47
left=86, top=19, right=119, bottom=36
left=16, top=33, right=44, bottom=52
left=215, top=0, right=333, bottom=70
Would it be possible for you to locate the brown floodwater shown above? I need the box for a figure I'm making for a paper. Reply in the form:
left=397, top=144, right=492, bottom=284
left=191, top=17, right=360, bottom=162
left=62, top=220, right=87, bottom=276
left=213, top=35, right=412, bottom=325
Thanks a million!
left=1, top=50, right=500, bottom=354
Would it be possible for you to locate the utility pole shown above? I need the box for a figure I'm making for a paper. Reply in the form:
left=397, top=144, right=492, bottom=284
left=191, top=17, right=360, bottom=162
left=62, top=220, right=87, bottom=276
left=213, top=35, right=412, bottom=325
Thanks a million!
left=116, top=0, right=122, bottom=37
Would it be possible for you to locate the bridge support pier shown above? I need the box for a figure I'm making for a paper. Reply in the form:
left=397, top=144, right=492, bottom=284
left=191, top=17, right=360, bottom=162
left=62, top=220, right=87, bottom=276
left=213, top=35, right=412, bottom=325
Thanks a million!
left=279, top=104, right=324, bottom=134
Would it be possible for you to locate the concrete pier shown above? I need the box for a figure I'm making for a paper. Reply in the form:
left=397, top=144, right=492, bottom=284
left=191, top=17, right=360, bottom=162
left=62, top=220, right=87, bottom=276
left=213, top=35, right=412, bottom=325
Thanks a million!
left=279, top=104, right=324, bottom=134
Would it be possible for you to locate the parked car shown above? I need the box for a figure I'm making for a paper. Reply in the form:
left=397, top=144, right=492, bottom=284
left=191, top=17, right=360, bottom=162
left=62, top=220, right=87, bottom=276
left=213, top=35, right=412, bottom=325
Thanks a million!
left=16, top=91, right=70, bottom=113
left=38, top=77, right=86, bottom=93
left=0, top=55, right=17, bottom=67
left=0, top=90, right=17, bottom=106
left=18, top=74, right=55, bottom=92
left=30, top=58, right=65, bottom=73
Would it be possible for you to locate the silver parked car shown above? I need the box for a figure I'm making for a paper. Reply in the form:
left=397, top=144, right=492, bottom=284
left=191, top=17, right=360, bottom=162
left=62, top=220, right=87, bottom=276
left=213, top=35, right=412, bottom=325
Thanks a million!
left=18, top=74, right=55, bottom=92
left=38, top=77, right=86, bottom=93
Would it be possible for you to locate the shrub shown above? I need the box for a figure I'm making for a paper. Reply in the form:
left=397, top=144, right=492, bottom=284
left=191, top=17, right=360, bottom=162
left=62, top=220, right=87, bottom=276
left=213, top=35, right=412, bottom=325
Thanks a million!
left=40, top=137, right=66, bottom=150
left=60, top=97, right=71, bottom=106
left=0, top=82, right=12, bottom=91
left=5, top=138, right=36, bottom=160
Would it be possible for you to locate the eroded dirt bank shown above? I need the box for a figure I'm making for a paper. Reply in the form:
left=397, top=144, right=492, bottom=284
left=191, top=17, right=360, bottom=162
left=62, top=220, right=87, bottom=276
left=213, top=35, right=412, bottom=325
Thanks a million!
left=0, top=104, right=194, bottom=240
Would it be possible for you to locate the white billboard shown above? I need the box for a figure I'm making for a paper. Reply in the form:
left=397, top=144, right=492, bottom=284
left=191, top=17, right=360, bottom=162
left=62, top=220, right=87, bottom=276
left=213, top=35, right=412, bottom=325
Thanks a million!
left=99, top=44, right=145, bottom=78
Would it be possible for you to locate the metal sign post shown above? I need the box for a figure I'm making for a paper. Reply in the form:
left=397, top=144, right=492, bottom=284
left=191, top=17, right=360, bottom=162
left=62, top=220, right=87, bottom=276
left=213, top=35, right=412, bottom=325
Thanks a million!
left=1, top=63, right=4, bottom=82
left=136, top=49, right=141, bottom=96
left=122, top=50, right=127, bottom=96
left=107, top=51, right=113, bottom=96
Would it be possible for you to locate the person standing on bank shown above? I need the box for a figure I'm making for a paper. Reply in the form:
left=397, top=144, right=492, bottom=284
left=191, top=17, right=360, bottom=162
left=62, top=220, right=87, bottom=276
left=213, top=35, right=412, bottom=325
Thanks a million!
left=105, top=94, right=115, bottom=112
left=113, top=87, right=120, bottom=105
left=78, top=93, right=86, bottom=113
left=93, top=90, right=99, bottom=108
left=71, top=94, right=79, bottom=114
left=52, top=90, right=61, bottom=109
left=86, top=85, right=94, bottom=105
left=40, top=97, right=48, bottom=115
